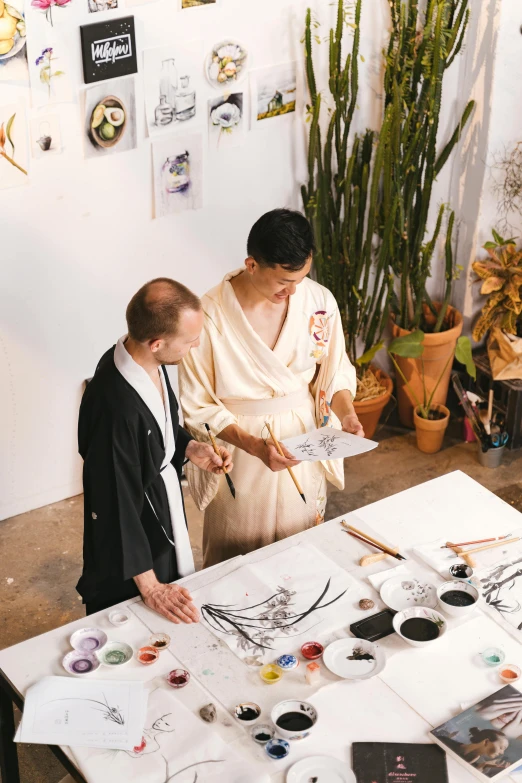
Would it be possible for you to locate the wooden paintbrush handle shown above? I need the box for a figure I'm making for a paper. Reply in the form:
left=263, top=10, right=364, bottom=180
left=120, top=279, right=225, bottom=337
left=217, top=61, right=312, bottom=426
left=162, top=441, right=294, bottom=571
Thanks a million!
left=264, top=421, right=305, bottom=498
left=360, top=552, right=389, bottom=567
left=205, top=425, right=228, bottom=474
left=344, top=522, right=399, bottom=557
left=462, top=537, right=521, bottom=557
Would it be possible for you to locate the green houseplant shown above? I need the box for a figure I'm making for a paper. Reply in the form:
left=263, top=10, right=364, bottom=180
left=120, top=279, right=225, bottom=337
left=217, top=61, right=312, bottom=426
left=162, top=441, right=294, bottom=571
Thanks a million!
left=380, top=0, right=475, bottom=426
left=472, top=230, right=522, bottom=341
left=388, top=331, right=476, bottom=452
left=302, top=0, right=393, bottom=437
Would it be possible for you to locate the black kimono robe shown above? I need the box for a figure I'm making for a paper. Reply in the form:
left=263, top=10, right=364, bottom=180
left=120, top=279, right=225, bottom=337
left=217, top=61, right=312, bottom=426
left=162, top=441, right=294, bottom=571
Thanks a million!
left=77, top=343, right=194, bottom=611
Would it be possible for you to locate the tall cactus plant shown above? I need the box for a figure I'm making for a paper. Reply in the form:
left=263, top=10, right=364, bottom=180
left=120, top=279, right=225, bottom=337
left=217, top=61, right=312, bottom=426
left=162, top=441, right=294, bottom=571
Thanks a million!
left=301, top=0, right=392, bottom=370
left=382, top=0, right=475, bottom=332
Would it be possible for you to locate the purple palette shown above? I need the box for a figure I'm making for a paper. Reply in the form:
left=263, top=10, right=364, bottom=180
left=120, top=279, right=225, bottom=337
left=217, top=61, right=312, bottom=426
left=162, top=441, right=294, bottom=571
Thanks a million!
left=63, top=650, right=100, bottom=676
left=70, top=627, right=108, bottom=653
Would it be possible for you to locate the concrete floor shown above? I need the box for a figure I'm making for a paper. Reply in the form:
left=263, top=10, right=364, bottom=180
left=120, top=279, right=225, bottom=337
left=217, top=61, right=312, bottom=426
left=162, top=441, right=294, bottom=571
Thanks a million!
left=2, top=423, right=522, bottom=782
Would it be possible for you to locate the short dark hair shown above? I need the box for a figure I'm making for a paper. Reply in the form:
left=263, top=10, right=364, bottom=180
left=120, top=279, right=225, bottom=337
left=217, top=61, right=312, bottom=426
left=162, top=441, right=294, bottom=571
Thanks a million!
left=126, top=278, right=201, bottom=342
left=247, top=208, right=315, bottom=271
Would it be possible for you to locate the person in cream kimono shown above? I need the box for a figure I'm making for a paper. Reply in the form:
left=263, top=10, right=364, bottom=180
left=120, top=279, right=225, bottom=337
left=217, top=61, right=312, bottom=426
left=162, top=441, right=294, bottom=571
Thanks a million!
left=179, top=209, right=363, bottom=567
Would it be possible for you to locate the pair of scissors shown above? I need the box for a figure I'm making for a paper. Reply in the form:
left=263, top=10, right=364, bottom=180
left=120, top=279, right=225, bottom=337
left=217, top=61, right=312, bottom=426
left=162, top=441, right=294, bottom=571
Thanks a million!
left=490, top=432, right=508, bottom=448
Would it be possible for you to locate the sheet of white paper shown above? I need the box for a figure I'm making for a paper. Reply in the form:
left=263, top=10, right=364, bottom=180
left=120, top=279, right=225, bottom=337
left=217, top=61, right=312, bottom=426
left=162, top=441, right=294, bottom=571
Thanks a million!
left=282, top=427, right=378, bottom=462
left=367, top=563, right=409, bottom=591
left=414, top=531, right=522, bottom=580
left=191, top=542, right=364, bottom=664
left=71, top=684, right=266, bottom=783
left=17, top=677, right=146, bottom=750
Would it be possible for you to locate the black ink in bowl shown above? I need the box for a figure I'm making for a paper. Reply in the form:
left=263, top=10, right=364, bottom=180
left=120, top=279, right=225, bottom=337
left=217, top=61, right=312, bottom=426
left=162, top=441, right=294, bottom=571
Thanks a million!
left=441, top=590, right=476, bottom=607
left=400, top=617, right=440, bottom=642
left=449, top=564, right=473, bottom=579
left=235, top=704, right=260, bottom=722
left=276, top=711, right=314, bottom=732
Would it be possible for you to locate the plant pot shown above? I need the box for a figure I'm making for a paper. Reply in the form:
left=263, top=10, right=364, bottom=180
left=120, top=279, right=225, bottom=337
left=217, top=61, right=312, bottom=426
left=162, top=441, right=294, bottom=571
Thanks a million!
left=413, top=404, right=450, bottom=454
left=354, top=369, right=393, bottom=439
left=391, top=304, right=463, bottom=428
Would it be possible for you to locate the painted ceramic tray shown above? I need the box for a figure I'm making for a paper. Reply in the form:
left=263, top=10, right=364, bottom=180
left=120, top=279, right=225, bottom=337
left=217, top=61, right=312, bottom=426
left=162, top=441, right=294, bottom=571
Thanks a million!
left=286, top=755, right=355, bottom=782
left=380, top=576, right=437, bottom=611
left=323, top=638, right=385, bottom=680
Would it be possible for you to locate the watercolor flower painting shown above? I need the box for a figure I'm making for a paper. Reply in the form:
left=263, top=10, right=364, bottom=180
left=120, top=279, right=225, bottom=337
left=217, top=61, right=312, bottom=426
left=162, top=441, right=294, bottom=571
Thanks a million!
left=31, top=0, right=71, bottom=27
left=208, top=92, right=243, bottom=149
left=0, top=111, right=27, bottom=175
left=35, top=47, right=64, bottom=100
left=206, top=40, right=247, bottom=88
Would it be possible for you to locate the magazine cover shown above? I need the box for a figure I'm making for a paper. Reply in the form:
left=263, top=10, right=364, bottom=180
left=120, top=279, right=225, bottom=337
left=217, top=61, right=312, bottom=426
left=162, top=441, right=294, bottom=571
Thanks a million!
left=431, top=686, right=522, bottom=781
left=352, top=742, right=449, bottom=783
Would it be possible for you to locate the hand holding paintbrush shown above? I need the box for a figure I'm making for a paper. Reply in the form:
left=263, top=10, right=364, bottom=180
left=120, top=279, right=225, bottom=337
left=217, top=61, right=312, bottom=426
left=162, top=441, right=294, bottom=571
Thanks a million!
left=204, top=423, right=236, bottom=499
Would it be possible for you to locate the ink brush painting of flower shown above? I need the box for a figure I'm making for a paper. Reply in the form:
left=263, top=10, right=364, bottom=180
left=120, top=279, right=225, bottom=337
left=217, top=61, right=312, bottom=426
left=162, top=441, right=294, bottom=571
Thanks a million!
left=205, top=39, right=248, bottom=89
left=380, top=576, right=437, bottom=612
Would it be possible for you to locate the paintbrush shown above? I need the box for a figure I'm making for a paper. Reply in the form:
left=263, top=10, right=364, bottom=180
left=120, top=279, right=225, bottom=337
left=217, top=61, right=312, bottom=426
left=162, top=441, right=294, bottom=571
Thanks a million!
left=204, top=423, right=236, bottom=499
left=341, top=520, right=407, bottom=560
left=451, top=373, right=489, bottom=450
left=441, top=535, right=510, bottom=549
left=264, top=421, right=306, bottom=504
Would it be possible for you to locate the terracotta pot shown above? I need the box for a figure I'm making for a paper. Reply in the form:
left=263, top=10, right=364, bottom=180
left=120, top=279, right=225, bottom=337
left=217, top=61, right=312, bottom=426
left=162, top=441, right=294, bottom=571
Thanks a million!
left=354, top=369, right=393, bottom=439
left=413, top=404, right=450, bottom=454
left=391, top=304, right=463, bottom=428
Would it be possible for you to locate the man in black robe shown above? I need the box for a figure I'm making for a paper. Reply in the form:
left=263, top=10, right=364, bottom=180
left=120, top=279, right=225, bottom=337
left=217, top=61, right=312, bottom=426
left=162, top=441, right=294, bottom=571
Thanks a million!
left=77, top=278, right=233, bottom=622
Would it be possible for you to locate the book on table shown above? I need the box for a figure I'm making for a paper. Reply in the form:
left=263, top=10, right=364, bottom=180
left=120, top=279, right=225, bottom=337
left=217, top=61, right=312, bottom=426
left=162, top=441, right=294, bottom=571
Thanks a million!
left=430, top=685, right=522, bottom=781
left=352, top=742, right=449, bottom=783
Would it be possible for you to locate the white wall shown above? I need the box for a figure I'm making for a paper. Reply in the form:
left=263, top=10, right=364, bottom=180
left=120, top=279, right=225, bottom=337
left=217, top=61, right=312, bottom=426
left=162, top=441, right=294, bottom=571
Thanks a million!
left=0, top=0, right=499, bottom=519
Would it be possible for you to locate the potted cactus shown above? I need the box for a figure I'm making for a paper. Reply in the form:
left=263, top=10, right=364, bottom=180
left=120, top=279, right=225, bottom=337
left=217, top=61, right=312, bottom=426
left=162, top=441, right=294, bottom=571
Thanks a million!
left=302, top=0, right=393, bottom=438
left=380, top=0, right=475, bottom=427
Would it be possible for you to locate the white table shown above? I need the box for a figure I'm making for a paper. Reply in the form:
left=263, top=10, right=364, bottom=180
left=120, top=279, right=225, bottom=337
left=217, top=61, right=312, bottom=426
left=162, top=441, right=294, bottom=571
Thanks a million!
left=1, top=470, right=522, bottom=783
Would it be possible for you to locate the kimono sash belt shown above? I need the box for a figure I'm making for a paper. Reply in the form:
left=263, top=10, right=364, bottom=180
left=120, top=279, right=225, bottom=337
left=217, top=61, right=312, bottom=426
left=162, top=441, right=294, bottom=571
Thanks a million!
left=220, top=388, right=312, bottom=416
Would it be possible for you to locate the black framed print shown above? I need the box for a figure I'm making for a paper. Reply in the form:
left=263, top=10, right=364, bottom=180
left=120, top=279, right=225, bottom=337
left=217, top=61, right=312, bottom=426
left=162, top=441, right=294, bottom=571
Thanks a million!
left=80, top=16, right=137, bottom=84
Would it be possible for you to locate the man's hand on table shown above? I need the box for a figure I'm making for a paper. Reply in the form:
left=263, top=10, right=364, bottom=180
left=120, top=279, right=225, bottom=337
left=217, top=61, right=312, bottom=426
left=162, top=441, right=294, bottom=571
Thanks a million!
left=185, top=439, right=233, bottom=475
left=253, top=438, right=301, bottom=472
left=134, top=569, right=200, bottom=624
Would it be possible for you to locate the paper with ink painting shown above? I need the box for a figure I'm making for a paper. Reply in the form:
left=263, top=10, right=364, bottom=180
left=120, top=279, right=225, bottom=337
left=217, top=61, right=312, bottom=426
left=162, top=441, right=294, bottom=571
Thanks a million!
left=71, top=685, right=266, bottom=783
left=282, top=427, right=377, bottom=462
left=191, top=542, right=363, bottom=664
left=16, top=676, right=146, bottom=750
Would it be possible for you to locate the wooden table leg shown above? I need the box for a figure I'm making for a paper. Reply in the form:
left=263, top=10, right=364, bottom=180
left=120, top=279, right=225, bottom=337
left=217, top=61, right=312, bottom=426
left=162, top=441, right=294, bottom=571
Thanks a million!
left=0, top=680, right=20, bottom=783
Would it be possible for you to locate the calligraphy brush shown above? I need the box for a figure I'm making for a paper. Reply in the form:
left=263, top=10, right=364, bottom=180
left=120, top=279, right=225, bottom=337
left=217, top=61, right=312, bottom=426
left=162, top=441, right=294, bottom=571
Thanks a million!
left=341, top=520, right=406, bottom=560
left=204, top=423, right=236, bottom=499
left=440, top=535, right=510, bottom=549
left=264, top=421, right=306, bottom=504
left=451, top=373, right=489, bottom=450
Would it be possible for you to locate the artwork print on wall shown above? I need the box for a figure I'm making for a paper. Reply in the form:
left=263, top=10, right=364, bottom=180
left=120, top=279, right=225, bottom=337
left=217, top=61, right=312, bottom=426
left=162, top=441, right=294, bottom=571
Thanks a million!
left=252, top=61, right=297, bottom=123
left=0, top=102, right=29, bottom=189
left=181, top=0, right=216, bottom=7
left=0, top=0, right=28, bottom=84
left=143, top=43, right=202, bottom=137
left=80, top=16, right=137, bottom=84
left=208, top=92, right=243, bottom=149
left=83, top=75, right=137, bottom=159
left=26, top=25, right=73, bottom=107
left=30, top=112, right=61, bottom=156
left=152, top=132, right=203, bottom=218
left=88, top=0, right=118, bottom=14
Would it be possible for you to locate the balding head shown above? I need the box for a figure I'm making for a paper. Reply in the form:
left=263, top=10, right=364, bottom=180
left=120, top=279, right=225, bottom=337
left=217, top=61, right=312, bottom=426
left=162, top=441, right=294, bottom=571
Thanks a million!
left=126, top=277, right=201, bottom=343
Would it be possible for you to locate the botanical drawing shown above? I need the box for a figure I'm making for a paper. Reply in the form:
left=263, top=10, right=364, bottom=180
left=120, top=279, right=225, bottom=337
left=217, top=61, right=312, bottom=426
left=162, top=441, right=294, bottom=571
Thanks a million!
left=478, top=557, right=522, bottom=632
left=45, top=693, right=125, bottom=725
left=30, top=0, right=71, bottom=27
left=0, top=111, right=27, bottom=174
left=201, top=579, right=347, bottom=655
left=35, top=47, right=63, bottom=101
left=294, top=438, right=317, bottom=458
left=317, top=433, right=339, bottom=457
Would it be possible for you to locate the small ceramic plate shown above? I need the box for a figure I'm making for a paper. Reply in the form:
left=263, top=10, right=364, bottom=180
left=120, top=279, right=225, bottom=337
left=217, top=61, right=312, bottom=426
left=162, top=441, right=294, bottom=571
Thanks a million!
left=98, top=641, right=133, bottom=666
left=323, top=638, right=385, bottom=680
left=70, top=627, right=108, bottom=653
left=380, top=576, right=437, bottom=611
left=286, top=755, right=355, bottom=782
left=63, top=650, right=100, bottom=676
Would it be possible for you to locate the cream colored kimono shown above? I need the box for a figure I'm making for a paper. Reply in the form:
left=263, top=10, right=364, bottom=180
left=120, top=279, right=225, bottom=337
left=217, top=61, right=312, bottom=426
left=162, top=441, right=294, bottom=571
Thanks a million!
left=179, top=270, right=357, bottom=567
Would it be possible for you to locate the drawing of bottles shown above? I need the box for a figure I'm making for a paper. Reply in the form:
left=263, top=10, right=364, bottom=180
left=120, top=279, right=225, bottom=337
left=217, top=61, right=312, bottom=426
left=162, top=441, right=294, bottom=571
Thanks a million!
left=175, top=75, right=196, bottom=121
left=162, top=151, right=190, bottom=194
left=160, top=59, right=178, bottom=115
left=154, top=95, right=174, bottom=126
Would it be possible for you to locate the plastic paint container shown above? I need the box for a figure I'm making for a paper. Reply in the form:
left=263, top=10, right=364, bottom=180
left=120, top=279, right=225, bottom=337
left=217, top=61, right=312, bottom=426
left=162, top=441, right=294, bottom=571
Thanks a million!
left=137, top=646, right=160, bottom=665
left=167, top=668, right=190, bottom=688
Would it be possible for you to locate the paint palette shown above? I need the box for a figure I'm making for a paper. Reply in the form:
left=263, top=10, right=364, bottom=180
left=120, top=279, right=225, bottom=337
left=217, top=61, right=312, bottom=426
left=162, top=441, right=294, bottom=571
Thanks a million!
left=70, top=627, right=108, bottom=653
left=99, top=641, right=133, bottom=666
left=286, top=755, right=355, bottom=782
left=380, top=576, right=437, bottom=612
left=323, top=638, right=385, bottom=680
left=62, top=650, right=101, bottom=676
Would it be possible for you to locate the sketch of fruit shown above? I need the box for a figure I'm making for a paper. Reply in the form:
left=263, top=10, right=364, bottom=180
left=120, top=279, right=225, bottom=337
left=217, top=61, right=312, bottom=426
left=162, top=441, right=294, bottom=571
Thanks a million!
left=90, top=95, right=126, bottom=149
left=0, top=2, right=26, bottom=62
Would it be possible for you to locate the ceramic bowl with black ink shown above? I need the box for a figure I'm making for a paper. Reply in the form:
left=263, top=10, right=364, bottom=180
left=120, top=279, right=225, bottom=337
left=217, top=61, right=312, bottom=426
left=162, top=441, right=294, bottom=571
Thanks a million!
left=270, top=699, right=317, bottom=741
left=70, top=627, right=108, bottom=654
left=63, top=650, right=101, bottom=676
left=437, top=580, right=479, bottom=618
left=449, top=563, right=474, bottom=582
left=265, top=738, right=290, bottom=760
left=393, top=606, right=447, bottom=648
left=234, top=702, right=261, bottom=724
